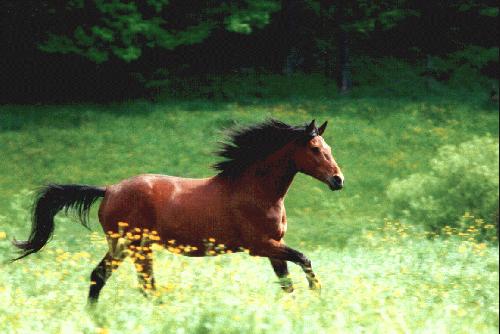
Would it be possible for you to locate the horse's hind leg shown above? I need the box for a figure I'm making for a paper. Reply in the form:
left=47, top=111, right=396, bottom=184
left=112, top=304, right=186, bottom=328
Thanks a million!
left=131, top=242, right=156, bottom=296
left=88, top=237, right=128, bottom=304
left=269, top=258, right=294, bottom=293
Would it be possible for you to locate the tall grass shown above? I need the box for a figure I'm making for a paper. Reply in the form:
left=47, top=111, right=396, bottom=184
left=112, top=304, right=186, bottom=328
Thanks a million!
left=0, top=218, right=497, bottom=333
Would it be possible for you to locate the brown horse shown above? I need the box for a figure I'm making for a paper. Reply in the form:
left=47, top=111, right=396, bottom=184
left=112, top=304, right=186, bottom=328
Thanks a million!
left=13, top=119, right=344, bottom=303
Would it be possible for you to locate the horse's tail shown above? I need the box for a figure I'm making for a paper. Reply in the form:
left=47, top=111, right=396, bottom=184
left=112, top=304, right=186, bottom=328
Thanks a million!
left=12, top=184, right=106, bottom=261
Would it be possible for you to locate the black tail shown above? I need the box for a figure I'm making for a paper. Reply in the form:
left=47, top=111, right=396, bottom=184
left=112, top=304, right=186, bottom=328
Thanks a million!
left=12, top=184, right=105, bottom=261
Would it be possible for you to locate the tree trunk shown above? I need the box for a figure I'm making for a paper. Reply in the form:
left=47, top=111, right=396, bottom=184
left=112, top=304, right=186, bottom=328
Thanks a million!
left=337, top=29, right=352, bottom=93
left=319, top=0, right=335, bottom=79
left=284, top=47, right=303, bottom=75
left=282, top=0, right=303, bottom=75
left=425, top=54, right=433, bottom=89
left=334, top=1, right=352, bottom=93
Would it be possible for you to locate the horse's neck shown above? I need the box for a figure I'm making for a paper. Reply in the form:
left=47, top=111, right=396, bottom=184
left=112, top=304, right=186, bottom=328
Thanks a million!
left=238, top=148, right=297, bottom=202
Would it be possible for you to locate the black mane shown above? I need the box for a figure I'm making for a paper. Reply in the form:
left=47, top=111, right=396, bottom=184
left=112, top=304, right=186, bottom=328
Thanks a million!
left=213, top=119, right=315, bottom=177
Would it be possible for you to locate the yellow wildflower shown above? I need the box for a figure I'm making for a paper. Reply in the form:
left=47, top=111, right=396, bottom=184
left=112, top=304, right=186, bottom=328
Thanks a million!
left=96, top=327, right=109, bottom=334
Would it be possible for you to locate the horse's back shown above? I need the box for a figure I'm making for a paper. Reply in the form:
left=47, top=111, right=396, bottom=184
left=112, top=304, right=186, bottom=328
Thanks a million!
left=98, top=174, right=224, bottom=235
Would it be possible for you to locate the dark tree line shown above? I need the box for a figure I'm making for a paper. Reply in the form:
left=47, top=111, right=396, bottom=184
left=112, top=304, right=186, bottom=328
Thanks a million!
left=1, top=0, right=497, bottom=103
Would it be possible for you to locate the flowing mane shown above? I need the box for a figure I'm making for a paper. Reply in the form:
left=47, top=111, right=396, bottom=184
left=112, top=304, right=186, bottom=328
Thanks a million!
left=213, top=119, right=315, bottom=177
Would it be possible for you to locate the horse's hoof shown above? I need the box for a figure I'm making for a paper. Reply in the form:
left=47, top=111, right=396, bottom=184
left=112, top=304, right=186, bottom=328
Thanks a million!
left=282, top=285, right=294, bottom=293
left=309, top=280, right=321, bottom=291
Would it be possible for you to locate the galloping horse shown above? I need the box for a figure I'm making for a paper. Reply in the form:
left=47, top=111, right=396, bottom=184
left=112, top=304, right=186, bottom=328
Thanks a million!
left=13, top=119, right=344, bottom=303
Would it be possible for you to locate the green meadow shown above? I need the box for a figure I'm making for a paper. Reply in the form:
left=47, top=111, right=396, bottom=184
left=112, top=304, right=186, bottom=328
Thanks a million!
left=0, top=95, right=498, bottom=333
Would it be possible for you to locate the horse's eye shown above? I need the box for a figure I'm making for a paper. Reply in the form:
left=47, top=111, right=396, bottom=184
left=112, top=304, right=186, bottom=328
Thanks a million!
left=311, top=147, right=320, bottom=153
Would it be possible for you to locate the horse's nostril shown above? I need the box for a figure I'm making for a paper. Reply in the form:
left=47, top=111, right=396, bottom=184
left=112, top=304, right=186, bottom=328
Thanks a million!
left=332, top=175, right=343, bottom=186
left=329, top=175, right=343, bottom=191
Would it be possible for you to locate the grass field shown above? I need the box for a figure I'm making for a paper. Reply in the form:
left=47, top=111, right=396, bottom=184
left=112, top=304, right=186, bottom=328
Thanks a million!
left=0, top=95, right=498, bottom=333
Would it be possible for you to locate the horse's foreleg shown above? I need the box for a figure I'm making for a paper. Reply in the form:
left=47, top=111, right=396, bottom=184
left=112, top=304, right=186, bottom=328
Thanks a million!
left=269, top=258, right=294, bottom=292
left=254, top=241, right=321, bottom=291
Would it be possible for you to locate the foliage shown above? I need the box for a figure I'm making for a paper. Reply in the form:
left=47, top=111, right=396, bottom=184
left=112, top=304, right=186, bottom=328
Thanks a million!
left=304, top=0, right=415, bottom=34
left=145, top=58, right=496, bottom=101
left=449, top=46, right=499, bottom=70
left=2, top=1, right=497, bottom=102
left=454, top=0, right=499, bottom=17
left=157, top=73, right=337, bottom=100
left=38, top=0, right=280, bottom=63
left=223, top=0, right=279, bottom=34
left=307, top=0, right=417, bottom=77
left=350, top=57, right=427, bottom=96
left=388, top=137, right=499, bottom=234
left=426, top=46, right=499, bottom=89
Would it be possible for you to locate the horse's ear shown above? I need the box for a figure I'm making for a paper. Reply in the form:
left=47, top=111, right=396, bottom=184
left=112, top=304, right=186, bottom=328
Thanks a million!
left=306, top=119, right=316, bottom=135
left=317, top=121, right=328, bottom=135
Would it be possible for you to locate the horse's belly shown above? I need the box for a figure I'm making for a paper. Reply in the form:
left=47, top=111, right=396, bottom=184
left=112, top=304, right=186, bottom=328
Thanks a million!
left=157, top=214, right=242, bottom=256
left=155, top=184, right=239, bottom=249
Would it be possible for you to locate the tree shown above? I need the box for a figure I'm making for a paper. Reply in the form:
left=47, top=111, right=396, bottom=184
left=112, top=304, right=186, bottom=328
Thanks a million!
left=39, top=0, right=280, bottom=63
left=308, top=0, right=415, bottom=92
left=404, top=0, right=498, bottom=88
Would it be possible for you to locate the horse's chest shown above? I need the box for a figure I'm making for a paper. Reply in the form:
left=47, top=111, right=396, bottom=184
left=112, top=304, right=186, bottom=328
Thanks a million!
left=264, top=213, right=287, bottom=241
left=274, top=214, right=287, bottom=240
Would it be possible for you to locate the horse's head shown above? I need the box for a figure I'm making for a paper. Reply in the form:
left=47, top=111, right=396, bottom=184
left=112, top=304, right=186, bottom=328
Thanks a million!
left=293, top=120, right=344, bottom=191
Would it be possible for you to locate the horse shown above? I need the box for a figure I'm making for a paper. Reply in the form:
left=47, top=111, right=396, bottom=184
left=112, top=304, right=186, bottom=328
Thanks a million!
left=12, top=119, right=344, bottom=303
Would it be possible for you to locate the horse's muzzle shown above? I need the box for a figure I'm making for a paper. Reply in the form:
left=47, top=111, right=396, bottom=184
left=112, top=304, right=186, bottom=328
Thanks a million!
left=328, top=175, right=344, bottom=191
